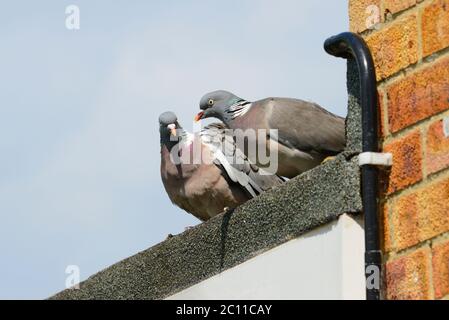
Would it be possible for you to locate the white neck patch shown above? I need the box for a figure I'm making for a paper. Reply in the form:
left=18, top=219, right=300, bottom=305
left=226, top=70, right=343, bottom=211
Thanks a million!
left=230, top=102, right=252, bottom=119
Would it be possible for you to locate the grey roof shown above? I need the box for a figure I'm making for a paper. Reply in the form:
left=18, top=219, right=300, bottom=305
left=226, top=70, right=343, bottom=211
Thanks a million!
left=51, top=60, right=363, bottom=300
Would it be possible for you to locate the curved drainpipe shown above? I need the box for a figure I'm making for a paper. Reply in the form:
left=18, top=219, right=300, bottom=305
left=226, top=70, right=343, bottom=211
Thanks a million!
left=324, top=32, right=381, bottom=300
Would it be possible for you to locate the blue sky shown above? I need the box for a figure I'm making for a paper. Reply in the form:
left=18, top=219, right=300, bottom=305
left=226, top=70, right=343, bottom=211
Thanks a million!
left=0, top=1, right=348, bottom=299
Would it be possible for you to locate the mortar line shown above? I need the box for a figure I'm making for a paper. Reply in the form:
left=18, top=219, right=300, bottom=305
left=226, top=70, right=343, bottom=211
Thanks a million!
left=376, top=46, right=449, bottom=87
left=385, top=238, right=426, bottom=260
left=383, top=166, right=449, bottom=201
left=382, top=109, right=449, bottom=144
left=385, top=231, right=449, bottom=260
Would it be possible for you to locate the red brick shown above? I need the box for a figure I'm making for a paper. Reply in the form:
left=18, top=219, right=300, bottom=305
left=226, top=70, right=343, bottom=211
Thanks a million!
left=387, top=56, right=449, bottom=133
left=383, top=130, right=423, bottom=194
left=391, top=193, right=420, bottom=250
left=417, top=177, right=449, bottom=240
left=386, top=248, right=432, bottom=299
left=426, top=117, right=449, bottom=175
left=390, top=176, right=449, bottom=248
left=422, top=0, right=449, bottom=57
left=432, top=239, right=449, bottom=299
left=367, top=13, right=418, bottom=80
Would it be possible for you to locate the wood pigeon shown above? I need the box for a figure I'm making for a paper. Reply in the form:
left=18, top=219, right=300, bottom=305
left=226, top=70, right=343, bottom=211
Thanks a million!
left=195, top=90, right=346, bottom=178
left=159, top=111, right=283, bottom=221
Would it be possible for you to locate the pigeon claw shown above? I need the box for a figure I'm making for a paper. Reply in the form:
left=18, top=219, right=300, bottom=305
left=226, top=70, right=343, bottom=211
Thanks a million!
left=321, top=156, right=336, bottom=164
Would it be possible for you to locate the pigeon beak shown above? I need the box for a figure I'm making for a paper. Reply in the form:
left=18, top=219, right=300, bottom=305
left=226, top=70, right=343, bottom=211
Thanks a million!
left=194, top=111, right=204, bottom=122
left=167, top=123, right=177, bottom=137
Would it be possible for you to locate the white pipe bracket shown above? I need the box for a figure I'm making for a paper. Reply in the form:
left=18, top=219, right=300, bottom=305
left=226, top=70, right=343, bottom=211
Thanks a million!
left=358, top=152, right=393, bottom=167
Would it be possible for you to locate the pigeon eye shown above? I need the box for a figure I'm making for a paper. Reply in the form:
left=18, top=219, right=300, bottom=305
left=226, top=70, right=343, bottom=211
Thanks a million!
left=208, top=99, right=214, bottom=106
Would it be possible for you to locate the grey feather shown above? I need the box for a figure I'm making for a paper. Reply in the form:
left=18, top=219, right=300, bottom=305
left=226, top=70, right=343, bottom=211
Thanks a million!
left=265, top=98, right=345, bottom=156
left=200, top=123, right=283, bottom=198
left=197, top=91, right=346, bottom=178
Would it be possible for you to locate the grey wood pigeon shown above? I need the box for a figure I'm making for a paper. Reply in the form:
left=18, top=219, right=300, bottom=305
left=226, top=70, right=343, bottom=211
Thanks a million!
left=159, top=111, right=283, bottom=221
left=195, top=90, right=346, bottom=178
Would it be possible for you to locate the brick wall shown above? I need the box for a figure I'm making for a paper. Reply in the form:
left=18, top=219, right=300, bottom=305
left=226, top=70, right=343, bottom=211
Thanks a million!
left=349, top=0, right=449, bottom=300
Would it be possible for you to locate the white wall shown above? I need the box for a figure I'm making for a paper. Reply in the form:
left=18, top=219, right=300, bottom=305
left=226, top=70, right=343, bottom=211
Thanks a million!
left=167, top=214, right=365, bottom=300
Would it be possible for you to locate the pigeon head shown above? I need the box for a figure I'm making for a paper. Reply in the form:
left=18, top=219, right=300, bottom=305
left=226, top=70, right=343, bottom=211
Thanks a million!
left=159, top=111, right=181, bottom=141
left=195, top=90, right=247, bottom=123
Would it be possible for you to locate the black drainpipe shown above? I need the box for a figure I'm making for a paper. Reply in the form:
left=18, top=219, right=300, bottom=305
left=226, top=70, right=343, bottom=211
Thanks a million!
left=324, top=32, right=381, bottom=300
